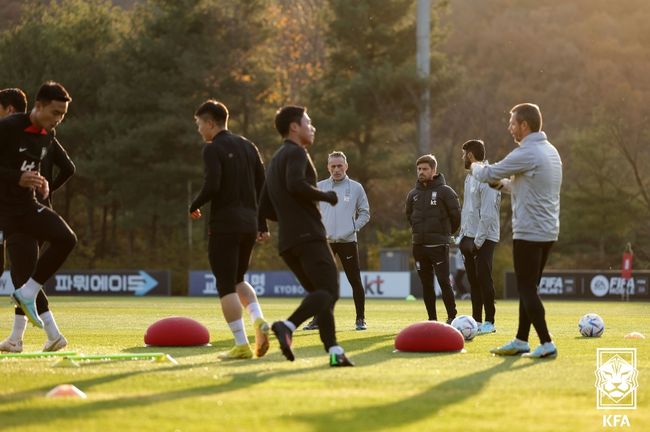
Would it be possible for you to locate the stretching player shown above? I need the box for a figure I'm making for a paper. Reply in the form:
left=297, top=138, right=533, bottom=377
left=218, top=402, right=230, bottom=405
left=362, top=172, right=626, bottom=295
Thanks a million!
left=0, top=87, right=74, bottom=352
left=0, top=82, right=77, bottom=329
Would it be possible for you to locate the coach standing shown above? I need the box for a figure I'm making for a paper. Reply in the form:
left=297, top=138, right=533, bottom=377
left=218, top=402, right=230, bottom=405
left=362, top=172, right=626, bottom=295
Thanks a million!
left=301, top=151, right=369, bottom=331
left=471, top=103, right=562, bottom=359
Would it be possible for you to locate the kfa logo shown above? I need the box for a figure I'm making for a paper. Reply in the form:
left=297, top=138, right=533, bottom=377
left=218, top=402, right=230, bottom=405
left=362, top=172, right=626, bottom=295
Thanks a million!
left=363, top=274, right=385, bottom=295
left=596, top=348, right=638, bottom=410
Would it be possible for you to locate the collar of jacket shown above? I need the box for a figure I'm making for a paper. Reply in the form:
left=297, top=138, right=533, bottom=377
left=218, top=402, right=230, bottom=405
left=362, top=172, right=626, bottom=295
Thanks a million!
left=520, top=131, right=547, bottom=147
left=416, top=173, right=446, bottom=190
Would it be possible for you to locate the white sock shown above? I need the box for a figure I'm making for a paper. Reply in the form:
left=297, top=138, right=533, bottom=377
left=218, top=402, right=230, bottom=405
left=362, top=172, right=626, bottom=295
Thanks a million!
left=228, top=319, right=248, bottom=346
left=246, top=302, right=263, bottom=322
left=10, top=315, right=27, bottom=341
left=283, top=320, right=296, bottom=332
left=40, top=311, right=61, bottom=341
left=328, top=345, right=344, bottom=355
left=17, top=278, right=42, bottom=299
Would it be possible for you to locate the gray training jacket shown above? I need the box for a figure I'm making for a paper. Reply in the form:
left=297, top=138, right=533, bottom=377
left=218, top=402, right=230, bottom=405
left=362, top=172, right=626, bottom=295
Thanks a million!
left=318, top=176, right=370, bottom=243
left=471, top=132, right=562, bottom=242
left=459, top=162, right=501, bottom=248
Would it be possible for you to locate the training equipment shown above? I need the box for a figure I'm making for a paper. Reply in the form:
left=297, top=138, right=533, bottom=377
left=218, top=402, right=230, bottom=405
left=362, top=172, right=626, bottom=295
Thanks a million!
left=54, top=352, right=177, bottom=367
left=0, top=351, right=77, bottom=359
left=451, top=315, right=479, bottom=340
left=46, top=384, right=87, bottom=399
left=624, top=331, right=646, bottom=339
left=405, top=294, right=416, bottom=301
left=144, top=316, right=210, bottom=346
left=578, top=313, right=605, bottom=337
left=394, top=321, right=464, bottom=352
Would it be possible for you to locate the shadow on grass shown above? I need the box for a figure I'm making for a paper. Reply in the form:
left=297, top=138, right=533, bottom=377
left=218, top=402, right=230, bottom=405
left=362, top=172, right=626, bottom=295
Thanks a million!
left=0, top=361, right=212, bottom=407
left=0, top=361, right=326, bottom=430
left=292, top=356, right=542, bottom=432
left=0, top=334, right=510, bottom=431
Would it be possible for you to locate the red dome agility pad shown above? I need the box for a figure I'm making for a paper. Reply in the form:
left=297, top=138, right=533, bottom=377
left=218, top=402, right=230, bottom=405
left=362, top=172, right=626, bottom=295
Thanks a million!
left=144, top=316, right=210, bottom=346
left=395, top=321, right=464, bottom=352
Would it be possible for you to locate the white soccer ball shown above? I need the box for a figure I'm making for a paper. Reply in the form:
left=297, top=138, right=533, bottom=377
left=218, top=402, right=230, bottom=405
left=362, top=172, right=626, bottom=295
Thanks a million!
left=451, top=315, right=479, bottom=340
left=579, top=313, right=605, bottom=337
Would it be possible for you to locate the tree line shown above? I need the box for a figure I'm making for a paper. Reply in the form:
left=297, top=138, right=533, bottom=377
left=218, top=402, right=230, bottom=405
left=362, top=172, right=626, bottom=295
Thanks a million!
left=0, top=0, right=647, bottom=293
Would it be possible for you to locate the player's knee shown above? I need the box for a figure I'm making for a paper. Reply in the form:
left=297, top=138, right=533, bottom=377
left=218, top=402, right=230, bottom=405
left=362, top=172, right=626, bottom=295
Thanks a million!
left=60, top=229, right=77, bottom=251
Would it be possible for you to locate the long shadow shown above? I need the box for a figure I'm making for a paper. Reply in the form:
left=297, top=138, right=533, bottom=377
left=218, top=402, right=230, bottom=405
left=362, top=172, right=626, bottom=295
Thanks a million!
left=293, top=357, right=541, bottom=432
left=0, top=361, right=212, bottom=406
left=0, top=361, right=325, bottom=430
left=121, top=343, right=223, bottom=359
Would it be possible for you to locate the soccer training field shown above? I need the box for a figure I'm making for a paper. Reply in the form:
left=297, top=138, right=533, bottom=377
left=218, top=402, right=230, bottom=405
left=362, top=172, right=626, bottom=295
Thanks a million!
left=0, top=297, right=648, bottom=432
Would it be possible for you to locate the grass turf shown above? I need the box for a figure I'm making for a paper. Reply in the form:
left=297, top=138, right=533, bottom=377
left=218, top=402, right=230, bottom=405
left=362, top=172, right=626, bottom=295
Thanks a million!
left=0, top=297, right=648, bottom=432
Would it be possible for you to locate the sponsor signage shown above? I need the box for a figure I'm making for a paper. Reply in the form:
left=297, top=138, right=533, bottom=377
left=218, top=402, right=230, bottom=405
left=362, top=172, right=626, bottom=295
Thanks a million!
left=340, top=271, right=410, bottom=299
left=188, top=271, right=305, bottom=297
left=44, top=270, right=170, bottom=296
left=504, top=271, right=650, bottom=300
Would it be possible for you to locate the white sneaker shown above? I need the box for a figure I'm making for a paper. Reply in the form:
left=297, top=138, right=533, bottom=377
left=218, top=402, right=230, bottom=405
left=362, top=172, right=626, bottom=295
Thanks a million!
left=0, top=337, right=23, bottom=353
left=43, top=334, right=68, bottom=352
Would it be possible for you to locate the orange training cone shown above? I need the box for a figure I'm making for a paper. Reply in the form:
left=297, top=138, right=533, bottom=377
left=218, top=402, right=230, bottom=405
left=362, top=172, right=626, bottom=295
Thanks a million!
left=46, top=384, right=87, bottom=399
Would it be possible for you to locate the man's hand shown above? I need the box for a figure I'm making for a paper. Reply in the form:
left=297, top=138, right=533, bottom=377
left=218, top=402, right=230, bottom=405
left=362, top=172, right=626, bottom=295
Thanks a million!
left=190, top=209, right=202, bottom=220
left=257, top=231, right=270, bottom=242
left=324, top=191, right=338, bottom=206
left=19, top=171, right=45, bottom=189
left=37, top=178, right=49, bottom=200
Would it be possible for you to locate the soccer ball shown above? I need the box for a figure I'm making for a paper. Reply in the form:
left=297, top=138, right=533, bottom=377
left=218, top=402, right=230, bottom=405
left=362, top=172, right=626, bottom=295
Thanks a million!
left=450, top=315, right=479, bottom=340
left=579, top=313, right=605, bottom=337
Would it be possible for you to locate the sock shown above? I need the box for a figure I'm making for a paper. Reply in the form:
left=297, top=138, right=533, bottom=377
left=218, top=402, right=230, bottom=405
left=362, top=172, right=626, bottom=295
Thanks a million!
left=328, top=345, right=344, bottom=355
left=40, top=311, right=61, bottom=341
left=246, top=302, right=263, bottom=322
left=17, top=278, right=42, bottom=300
left=228, top=319, right=248, bottom=345
left=283, top=320, right=296, bottom=332
left=10, top=315, right=27, bottom=341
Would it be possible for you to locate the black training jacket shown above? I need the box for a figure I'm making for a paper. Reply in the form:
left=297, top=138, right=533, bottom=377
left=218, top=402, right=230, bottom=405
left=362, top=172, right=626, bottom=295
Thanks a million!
left=405, top=173, right=461, bottom=245
left=190, top=130, right=266, bottom=233
left=261, top=139, right=333, bottom=253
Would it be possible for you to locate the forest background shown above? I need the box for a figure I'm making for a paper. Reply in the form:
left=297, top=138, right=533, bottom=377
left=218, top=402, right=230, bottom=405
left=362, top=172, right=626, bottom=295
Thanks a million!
left=1, top=0, right=648, bottom=294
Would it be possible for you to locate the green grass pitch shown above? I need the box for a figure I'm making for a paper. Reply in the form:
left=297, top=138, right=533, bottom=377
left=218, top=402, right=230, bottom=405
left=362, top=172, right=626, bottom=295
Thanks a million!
left=0, top=297, right=648, bottom=431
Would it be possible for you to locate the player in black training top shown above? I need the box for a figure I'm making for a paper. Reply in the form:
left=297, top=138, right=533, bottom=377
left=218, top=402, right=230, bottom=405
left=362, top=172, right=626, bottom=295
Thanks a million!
left=189, top=100, right=270, bottom=360
left=0, top=82, right=77, bottom=330
left=0, top=87, right=74, bottom=353
left=260, top=105, right=354, bottom=367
